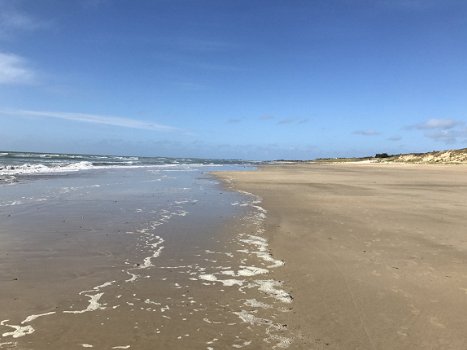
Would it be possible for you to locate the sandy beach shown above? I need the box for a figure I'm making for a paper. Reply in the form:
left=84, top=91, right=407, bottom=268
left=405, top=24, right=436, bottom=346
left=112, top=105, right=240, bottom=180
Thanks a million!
left=218, top=163, right=467, bottom=349
left=3, top=161, right=467, bottom=349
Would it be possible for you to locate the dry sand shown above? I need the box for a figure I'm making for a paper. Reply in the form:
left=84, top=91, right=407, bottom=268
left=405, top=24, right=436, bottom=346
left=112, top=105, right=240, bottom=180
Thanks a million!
left=218, top=163, right=467, bottom=349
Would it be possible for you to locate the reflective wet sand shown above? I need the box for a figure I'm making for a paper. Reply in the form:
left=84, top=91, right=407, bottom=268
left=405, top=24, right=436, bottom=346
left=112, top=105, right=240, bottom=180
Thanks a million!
left=0, top=167, right=293, bottom=349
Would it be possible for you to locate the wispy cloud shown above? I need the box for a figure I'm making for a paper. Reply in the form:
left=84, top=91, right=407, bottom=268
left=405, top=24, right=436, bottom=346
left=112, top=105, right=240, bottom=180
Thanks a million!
left=277, top=118, right=309, bottom=125
left=424, top=129, right=467, bottom=144
left=0, top=0, right=46, bottom=39
left=0, top=109, right=179, bottom=132
left=411, top=118, right=462, bottom=130
left=387, top=136, right=402, bottom=141
left=408, top=118, right=467, bottom=144
left=256, top=115, right=310, bottom=125
left=0, top=52, right=36, bottom=84
left=259, top=115, right=274, bottom=121
left=277, top=118, right=295, bottom=125
left=352, top=129, right=381, bottom=136
left=226, top=118, right=243, bottom=124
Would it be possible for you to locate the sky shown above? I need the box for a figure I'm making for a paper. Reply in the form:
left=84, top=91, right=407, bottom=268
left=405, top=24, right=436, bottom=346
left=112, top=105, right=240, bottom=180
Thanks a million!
left=1, top=0, right=466, bottom=160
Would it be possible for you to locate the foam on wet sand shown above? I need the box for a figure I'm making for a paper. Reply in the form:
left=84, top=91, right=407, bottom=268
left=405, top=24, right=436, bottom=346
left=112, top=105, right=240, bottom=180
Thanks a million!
left=0, top=165, right=294, bottom=348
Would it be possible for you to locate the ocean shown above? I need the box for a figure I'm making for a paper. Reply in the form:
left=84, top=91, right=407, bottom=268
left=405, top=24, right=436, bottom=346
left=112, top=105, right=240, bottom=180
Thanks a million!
left=0, top=151, right=250, bottom=183
left=0, top=151, right=293, bottom=349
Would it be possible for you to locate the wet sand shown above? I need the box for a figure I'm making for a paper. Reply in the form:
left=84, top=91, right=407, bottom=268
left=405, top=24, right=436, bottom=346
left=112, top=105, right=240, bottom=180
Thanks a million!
left=0, top=167, right=293, bottom=349
left=217, top=163, right=467, bottom=349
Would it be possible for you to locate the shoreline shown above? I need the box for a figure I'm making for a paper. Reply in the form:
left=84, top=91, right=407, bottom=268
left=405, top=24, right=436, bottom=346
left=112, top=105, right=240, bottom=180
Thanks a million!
left=217, top=163, right=467, bottom=349
left=0, top=167, right=294, bottom=349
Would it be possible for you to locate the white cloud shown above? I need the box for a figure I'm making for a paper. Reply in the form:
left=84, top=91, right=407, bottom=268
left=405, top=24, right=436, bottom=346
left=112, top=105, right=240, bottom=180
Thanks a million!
left=409, top=118, right=467, bottom=144
left=353, top=129, right=381, bottom=136
left=413, top=118, right=462, bottom=130
left=0, top=52, right=36, bottom=84
left=0, top=109, right=179, bottom=132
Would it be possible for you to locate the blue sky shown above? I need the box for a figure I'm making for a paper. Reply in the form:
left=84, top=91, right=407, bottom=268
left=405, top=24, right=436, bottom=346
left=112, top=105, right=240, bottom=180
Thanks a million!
left=1, top=0, right=466, bottom=160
